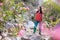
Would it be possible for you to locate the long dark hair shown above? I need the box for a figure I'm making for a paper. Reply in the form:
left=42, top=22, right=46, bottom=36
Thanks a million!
left=40, top=6, right=42, bottom=14
left=36, top=6, right=42, bottom=14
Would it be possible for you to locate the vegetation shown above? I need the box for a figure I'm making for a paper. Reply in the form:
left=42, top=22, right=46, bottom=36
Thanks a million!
left=0, top=0, right=60, bottom=36
left=43, top=0, right=60, bottom=26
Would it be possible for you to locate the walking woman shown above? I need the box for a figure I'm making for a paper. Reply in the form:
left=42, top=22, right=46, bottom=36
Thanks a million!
left=33, top=6, right=43, bottom=34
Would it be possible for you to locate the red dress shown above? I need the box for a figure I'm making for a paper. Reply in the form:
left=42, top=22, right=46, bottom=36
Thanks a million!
left=35, top=12, right=42, bottom=22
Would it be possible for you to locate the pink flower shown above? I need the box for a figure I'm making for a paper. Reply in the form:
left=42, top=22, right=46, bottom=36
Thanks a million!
left=18, top=29, right=25, bottom=37
left=26, top=7, right=29, bottom=10
left=39, top=22, right=50, bottom=36
left=0, top=2, right=3, bottom=6
left=50, top=16, right=54, bottom=20
left=19, top=7, right=29, bottom=10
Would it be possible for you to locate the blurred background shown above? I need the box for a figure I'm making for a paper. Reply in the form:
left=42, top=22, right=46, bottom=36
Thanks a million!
left=0, top=0, right=60, bottom=40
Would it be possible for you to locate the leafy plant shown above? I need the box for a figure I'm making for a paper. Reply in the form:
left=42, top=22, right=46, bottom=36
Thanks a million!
left=43, top=0, right=60, bottom=26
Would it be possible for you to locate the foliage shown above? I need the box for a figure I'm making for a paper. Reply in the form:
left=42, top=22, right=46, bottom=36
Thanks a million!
left=43, top=0, right=60, bottom=26
left=0, top=0, right=28, bottom=36
left=0, top=0, right=4, bottom=2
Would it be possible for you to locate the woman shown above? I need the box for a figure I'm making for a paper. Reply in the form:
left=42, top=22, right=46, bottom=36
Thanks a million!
left=33, top=6, right=43, bottom=34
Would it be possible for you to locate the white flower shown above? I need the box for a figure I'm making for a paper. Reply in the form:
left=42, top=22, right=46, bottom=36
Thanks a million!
left=2, top=32, right=8, bottom=37
left=4, top=37, right=11, bottom=40
left=16, top=36, right=21, bottom=40
left=0, top=36, right=2, bottom=40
